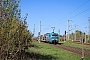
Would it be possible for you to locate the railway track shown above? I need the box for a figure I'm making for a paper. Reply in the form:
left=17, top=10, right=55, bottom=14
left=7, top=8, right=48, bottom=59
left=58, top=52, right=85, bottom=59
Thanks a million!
left=35, top=39, right=90, bottom=57
left=51, top=44, right=90, bottom=57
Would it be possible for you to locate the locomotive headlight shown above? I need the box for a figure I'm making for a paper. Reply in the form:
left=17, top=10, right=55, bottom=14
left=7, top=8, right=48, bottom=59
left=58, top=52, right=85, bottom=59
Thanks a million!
left=52, top=39, right=54, bottom=40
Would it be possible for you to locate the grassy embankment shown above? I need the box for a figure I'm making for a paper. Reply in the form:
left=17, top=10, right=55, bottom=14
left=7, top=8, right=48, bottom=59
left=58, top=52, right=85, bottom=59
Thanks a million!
left=26, top=41, right=90, bottom=60
left=59, top=40, right=90, bottom=50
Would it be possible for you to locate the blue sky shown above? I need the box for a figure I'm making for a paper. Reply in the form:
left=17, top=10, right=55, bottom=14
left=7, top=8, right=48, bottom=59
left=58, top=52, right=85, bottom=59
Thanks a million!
left=20, top=0, right=90, bottom=36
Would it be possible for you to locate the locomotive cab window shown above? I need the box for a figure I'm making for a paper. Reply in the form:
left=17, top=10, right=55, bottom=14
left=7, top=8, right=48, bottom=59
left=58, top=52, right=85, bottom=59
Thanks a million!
left=52, top=34, right=58, bottom=36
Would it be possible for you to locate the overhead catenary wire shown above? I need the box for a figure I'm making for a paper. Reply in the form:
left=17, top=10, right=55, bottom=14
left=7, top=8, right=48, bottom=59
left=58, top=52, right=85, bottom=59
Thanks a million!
left=41, top=25, right=51, bottom=31
left=49, top=0, right=90, bottom=26
left=53, top=7, right=90, bottom=28
left=41, top=7, right=90, bottom=32
left=69, top=0, right=90, bottom=14
left=41, top=27, right=51, bottom=31
left=69, top=7, right=90, bottom=19
left=40, top=0, right=90, bottom=34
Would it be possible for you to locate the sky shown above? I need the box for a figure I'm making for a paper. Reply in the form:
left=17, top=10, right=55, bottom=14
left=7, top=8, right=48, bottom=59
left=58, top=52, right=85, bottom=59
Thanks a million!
left=20, top=0, right=90, bottom=37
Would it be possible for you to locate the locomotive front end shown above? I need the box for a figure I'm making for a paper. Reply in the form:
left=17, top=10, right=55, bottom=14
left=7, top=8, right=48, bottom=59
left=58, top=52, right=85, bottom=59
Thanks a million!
left=50, top=33, right=59, bottom=44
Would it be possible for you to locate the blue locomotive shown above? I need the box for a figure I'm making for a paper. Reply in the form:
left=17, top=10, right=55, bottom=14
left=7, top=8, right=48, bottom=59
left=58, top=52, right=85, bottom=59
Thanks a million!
left=45, top=32, right=59, bottom=44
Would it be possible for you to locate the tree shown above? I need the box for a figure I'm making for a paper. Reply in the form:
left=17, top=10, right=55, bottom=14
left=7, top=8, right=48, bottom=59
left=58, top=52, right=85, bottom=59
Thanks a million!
left=76, top=30, right=81, bottom=40
left=0, top=0, right=33, bottom=59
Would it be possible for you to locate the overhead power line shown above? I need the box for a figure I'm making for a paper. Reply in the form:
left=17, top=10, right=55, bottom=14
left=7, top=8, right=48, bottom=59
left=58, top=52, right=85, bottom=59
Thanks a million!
left=69, top=7, right=90, bottom=19
left=41, top=27, right=51, bottom=31
left=61, top=7, right=90, bottom=25
left=39, top=0, right=90, bottom=33
left=41, top=25, right=51, bottom=31
left=70, top=0, right=90, bottom=14
left=49, top=0, right=90, bottom=26
left=57, top=7, right=90, bottom=27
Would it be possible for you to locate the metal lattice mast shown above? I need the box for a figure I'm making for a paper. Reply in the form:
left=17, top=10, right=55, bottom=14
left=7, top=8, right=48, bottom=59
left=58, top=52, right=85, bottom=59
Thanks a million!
left=39, top=21, right=41, bottom=43
left=85, top=27, right=87, bottom=43
left=68, top=20, right=72, bottom=40
left=88, top=17, right=90, bottom=41
left=33, top=24, right=35, bottom=37
left=74, top=24, right=78, bottom=41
